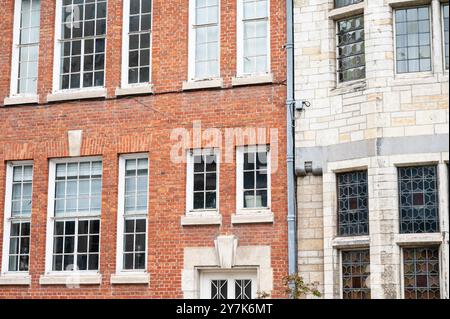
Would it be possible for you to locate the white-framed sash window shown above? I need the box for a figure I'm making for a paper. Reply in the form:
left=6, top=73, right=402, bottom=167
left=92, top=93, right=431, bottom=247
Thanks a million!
left=188, top=0, right=220, bottom=80
left=115, top=154, right=149, bottom=273
left=45, top=157, right=103, bottom=273
left=1, top=162, right=33, bottom=274
left=236, top=0, right=270, bottom=76
left=9, top=0, right=41, bottom=96
left=121, top=0, right=153, bottom=87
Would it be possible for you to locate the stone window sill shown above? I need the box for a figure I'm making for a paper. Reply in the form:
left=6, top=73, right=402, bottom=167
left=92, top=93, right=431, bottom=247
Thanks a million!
left=110, top=273, right=150, bottom=284
left=330, top=79, right=367, bottom=96
left=0, top=274, right=31, bottom=286
left=231, top=210, right=274, bottom=224
left=47, top=88, right=107, bottom=103
left=395, top=233, right=443, bottom=246
left=115, top=85, right=154, bottom=97
left=39, top=273, right=102, bottom=285
left=332, top=235, right=370, bottom=249
left=231, top=73, right=273, bottom=86
left=328, top=2, right=364, bottom=20
left=3, top=95, right=39, bottom=106
left=181, top=213, right=222, bottom=226
left=182, top=78, right=223, bottom=91
left=391, top=72, right=438, bottom=86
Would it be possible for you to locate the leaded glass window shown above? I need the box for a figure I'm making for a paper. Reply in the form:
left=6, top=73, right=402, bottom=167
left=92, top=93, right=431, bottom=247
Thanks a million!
left=127, top=0, right=151, bottom=84
left=342, top=250, right=371, bottom=299
left=193, top=154, right=217, bottom=210
left=337, top=15, right=365, bottom=82
left=52, top=219, right=100, bottom=271
left=17, top=0, right=40, bottom=94
left=235, top=279, right=252, bottom=299
left=337, top=171, right=368, bottom=236
left=193, top=0, right=219, bottom=79
left=403, top=247, right=440, bottom=299
left=398, top=166, right=439, bottom=234
left=443, top=3, right=449, bottom=70
left=60, top=0, right=107, bottom=89
left=335, top=0, right=363, bottom=9
left=211, top=280, right=227, bottom=299
left=7, top=164, right=33, bottom=272
left=395, top=7, right=431, bottom=73
left=243, top=151, right=268, bottom=209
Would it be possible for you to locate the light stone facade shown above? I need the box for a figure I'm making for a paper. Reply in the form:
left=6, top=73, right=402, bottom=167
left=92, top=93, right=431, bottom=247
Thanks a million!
left=294, top=0, right=449, bottom=298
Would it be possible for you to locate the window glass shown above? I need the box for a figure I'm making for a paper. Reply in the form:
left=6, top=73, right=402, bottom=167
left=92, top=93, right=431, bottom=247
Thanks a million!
left=342, top=250, right=371, bottom=299
left=398, top=166, right=439, bottom=234
left=395, top=7, right=431, bottom=73
left=337, top=171, right=369, bottom=236
left=243, top=151, right=268, bottom=209
left=193, top=154, right=217, bottom=210
left=337, top=15, right=365, bottom=82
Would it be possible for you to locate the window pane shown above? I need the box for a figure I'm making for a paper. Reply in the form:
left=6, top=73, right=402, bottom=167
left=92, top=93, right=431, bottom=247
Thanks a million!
left=342, top=250, right=371, bottom=299
left=211, top=280, right=227, bottom=299
left=337, top=15, right=365, bottom=82
left=60, top=0, right=106, bottom=89
left=242, top=151, right=269, bottom=209
left=337, top=171, right=369, bottom=236
left=123, top=218, right=146, bottom=270
left=335, top=0, right=363, bottom=9
left=396, top=7, right=431, bottom=73
left=444, top=4, right=449, bottom=69
left=403, top=247, right=441, bottom=299
left=399, top=166, right=439, bottom=234
left=235, top=279, right=252, bottom=299
left=124, top=157, right=148, bottom=214
left=10, top=165, right=33, bottom=217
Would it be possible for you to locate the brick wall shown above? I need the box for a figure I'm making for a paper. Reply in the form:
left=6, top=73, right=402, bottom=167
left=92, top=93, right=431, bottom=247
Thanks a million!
left=0, top=0, right=288, bottom=298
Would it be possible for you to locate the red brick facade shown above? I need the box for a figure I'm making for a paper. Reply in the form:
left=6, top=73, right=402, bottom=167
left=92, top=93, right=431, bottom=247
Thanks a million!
left=0, top=0, right=287, bottom=298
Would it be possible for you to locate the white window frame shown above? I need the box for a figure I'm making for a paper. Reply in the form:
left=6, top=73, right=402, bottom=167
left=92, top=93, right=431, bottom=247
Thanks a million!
left=185, top=148, right=220, bottom=215
left=51, top=0, right=107, bottom=94
left=44, top=156, right=102, bottom=275
left=120, top=0, right=153, bottom=88
left=187, top=0, right=221, bottom=81
left=9, top=0, right=40, bottom=98
left=236, top=0, right=271, bottom=77
left=1, top=161, right=34, bottom=275
left=236, top=145, right=271, bottom=214
left=199, top=270, right=258, bottom=299
left=115, top=153, right=149, bottom=274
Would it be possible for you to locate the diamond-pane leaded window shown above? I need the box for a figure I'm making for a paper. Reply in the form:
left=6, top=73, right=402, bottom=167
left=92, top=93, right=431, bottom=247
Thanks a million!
left=337, top=15, right=365, bottom=82
left=335, top=0, right=363, bottom=9
left=337, top=171, right=369, bottom=236
left=398, top=166, right=439, bottom=234
left=395, top=7, right=431, bottom=73
left=403, top=247, right=440, bottom=299
left=443, top=3, right=449, bottom=70
left=59, top=0, right=107, bottom=89
left=342, top=250, right=371, bottom=299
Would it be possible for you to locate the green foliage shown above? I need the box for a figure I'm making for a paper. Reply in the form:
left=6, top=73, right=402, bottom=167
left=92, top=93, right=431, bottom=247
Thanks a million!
left=284, top=273, right=322, bottom=299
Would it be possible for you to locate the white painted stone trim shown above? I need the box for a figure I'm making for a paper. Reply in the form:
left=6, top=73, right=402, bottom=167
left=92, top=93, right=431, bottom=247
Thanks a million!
left=182, top=78, right=224, bottom=91
left=110, top=273, right=150, bottom=284
left=0, top=274, right=31, bottom=286
left=47, top=89, right=107, bottom=102
left=39, top=273, right=102, bottom=285
left=181, top=214, right=222, bottom=226
left=182, top=243, right=273, bottom=298
left=395, top=233, right=444, bottom=245
left=3, top=95, right=39, bottom=106
left=115, top=85, right=154, bottom=97
left=231, top=73, right=274, bottom=86
left=331, top=236, right=370, bottom=248
left=231, top=211, right=274, bottom=224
